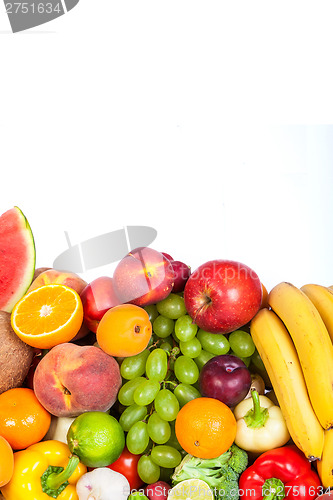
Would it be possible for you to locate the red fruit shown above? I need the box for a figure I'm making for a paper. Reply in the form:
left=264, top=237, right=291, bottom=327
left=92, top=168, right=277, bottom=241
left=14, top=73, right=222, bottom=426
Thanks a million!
left=199, top=354, right=252, bottom=407
left=80, top=277, right=122, bottom=333
left=113, top=247, right=175, bottom=307
left=184, top=259, right=262, bottom=334
left=107, top=447, right=143, bottom=490
left=161, top=252, right=174, bottom=261
left=145, top=481, right=171, bottom=500
left=170, top=260, right=191, bottom=293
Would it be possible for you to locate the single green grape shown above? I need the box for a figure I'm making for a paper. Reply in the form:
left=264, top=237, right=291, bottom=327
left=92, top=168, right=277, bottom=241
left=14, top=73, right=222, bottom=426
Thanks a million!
left=133, top=379, right=161, bottom=406
left=174, top=355, right=199, bottom=384
left=174, top=315, right=198, bottom=341
left=144, top=304, right=159, bottom=324
left=118, top=377, right=146, bottom=406
left=179, top=337, right=202, bottom=358
left=147, top=412, right=171, bottom=444
left=160, top=341, right=172, bottom=355
left=146, top=348, right=168, bottom=381
left=156, top=293, right=187, bottom=319
left=173, top=383, right=201, bottom=407
left=126, top=421, right=150, bottom=455
left=137, top=455, right=160, bottom=483
left=194, top=350, right=215, bottom=370
left=151, top=445, right=182, bottom=468
left=119, top=404, right=148, bottom=432
left=153, top=315, right=175, bottom=338
left=197, top=329, right=230, bottom=355
left=229, top=330, right=256, bottom=358
left=120, top=349, right=150, bottom=380
left=154, top=388, right=179, bottom=421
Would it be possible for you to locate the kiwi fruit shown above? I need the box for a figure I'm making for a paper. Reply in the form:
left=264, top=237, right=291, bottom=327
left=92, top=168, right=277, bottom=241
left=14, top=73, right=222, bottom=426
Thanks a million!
left=0, top=311, right=34, bottom=394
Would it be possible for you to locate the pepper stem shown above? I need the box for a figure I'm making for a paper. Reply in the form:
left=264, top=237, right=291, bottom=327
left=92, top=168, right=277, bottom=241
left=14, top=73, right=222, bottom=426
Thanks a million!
left=243, top=390, right=269, bottom=428
left=262, top=478, right=285, bottom=500
left=46, top=455, right=80, bottom=490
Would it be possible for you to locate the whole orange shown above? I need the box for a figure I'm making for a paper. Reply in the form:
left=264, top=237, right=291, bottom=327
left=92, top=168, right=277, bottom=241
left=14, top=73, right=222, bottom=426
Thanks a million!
left=175, top=397, right=237, bottom=459
left=96, top=304, right=152, bottom=357
left=0, top=387, right=51, bottom=450
left=0, top=436, right=14, bottom=487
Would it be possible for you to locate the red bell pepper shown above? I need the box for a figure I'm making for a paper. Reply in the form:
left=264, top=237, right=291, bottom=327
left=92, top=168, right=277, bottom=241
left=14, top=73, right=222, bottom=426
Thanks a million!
left=239, top=445, right=322, bottom=500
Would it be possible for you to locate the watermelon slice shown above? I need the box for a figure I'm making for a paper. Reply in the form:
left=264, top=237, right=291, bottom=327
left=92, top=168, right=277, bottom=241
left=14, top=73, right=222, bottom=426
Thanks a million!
left=0, top=206, right=36, bottom=313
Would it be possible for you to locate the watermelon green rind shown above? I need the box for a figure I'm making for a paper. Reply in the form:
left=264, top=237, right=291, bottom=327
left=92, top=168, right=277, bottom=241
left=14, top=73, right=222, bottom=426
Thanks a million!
left=0, top=206, right=36, bottom=313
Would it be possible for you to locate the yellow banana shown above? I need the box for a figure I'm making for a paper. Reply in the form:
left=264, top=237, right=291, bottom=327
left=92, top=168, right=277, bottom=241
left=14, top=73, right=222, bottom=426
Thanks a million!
left=301, top=283, right=333, bottom=343
left=268, top=282, right=333, bottom=429
left=317, top=428, right=333, bottom=488
left=250, top=308, right=324, bottom=460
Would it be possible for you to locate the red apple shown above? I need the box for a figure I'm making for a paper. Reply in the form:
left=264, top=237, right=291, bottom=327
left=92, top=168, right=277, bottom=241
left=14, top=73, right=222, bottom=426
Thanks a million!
left=80, top=277, right=122, bottom=333
left=113, top=247, right=175, bottom=307
left=184, top=259, right=262, bottom=333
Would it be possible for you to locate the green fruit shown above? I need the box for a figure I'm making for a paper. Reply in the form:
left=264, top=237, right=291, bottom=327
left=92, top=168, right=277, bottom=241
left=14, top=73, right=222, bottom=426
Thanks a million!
left=67, top=411, right=125, bottom=467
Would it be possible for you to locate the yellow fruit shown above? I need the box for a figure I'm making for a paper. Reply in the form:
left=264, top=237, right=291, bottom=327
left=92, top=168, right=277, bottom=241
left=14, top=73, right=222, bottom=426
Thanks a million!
left=250, top=308, right=324, bottom=460
left=268, top=282, right=333, bottom=430
left=317, top=428, right=333, bottom=488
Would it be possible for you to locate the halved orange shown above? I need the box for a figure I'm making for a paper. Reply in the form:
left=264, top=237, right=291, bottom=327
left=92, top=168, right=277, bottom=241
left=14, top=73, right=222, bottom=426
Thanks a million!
left=11, top=284, right=84, bottom=349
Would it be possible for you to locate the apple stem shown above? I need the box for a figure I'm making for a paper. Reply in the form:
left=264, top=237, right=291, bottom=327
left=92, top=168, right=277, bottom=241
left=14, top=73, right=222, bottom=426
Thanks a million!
left=192, top=296, right=212, bottom=324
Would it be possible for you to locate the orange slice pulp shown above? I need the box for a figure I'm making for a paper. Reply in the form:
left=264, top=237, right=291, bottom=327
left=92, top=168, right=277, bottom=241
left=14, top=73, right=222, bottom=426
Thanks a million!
left=11, top=284, right=83, bottom=349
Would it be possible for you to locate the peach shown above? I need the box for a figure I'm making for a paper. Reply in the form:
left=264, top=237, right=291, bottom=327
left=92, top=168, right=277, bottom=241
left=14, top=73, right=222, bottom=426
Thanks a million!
left=33, top=267, right=52, bottom=280
left=113, top=247, right=175, bottom=307
left=33, top=343, right=122, bottom=417
left=28, top=269, right=87, bottom=295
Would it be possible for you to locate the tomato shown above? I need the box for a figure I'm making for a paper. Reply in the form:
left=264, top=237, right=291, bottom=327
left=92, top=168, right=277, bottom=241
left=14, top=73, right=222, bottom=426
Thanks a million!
left=107, top=447, right=144, bottom=490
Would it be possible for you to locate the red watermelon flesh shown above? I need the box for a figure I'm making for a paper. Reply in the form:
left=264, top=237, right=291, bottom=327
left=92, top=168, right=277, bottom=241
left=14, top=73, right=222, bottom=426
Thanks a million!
left=0, top=207, right=35, bottom=313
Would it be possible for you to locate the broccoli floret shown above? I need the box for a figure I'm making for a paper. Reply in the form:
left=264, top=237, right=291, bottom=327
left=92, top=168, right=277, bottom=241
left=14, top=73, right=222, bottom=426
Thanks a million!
left=227, top=444, right=248, bottom=474
left=172, top=445, right=248, bottom=500
left=215, top=467, right=240, bottom=500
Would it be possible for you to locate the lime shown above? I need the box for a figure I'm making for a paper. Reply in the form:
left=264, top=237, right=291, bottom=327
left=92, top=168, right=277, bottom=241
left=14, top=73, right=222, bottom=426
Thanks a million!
left=168, top=479, right=214, bottom=500
left=67, top=411, right=125, bottom=467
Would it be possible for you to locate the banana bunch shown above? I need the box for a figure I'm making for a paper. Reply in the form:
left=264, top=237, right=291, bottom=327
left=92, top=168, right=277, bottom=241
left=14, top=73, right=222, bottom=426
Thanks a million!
left=250, top=282, right=333, bottom=487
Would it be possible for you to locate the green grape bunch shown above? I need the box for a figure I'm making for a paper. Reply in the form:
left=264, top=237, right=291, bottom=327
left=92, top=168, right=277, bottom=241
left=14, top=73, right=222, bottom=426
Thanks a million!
left=116, top=292, right=260, bottom=484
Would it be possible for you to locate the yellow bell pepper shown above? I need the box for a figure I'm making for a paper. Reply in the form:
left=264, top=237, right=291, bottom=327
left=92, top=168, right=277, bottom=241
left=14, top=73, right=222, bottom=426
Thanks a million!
left=1, top=440, right=86, bottom=500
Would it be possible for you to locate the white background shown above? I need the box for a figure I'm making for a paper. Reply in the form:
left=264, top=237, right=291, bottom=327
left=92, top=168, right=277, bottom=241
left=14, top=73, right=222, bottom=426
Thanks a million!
left=1, top=2, right=333, bottom=291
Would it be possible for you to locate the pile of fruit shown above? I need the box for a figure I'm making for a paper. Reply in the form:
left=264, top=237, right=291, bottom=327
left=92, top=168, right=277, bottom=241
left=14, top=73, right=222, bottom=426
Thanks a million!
left=0, top=206, right=333, bottom=500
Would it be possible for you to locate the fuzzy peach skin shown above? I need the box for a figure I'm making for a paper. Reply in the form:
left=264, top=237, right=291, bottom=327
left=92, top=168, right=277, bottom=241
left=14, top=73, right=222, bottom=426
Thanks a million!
left=33, top=343, right=122, bottom=417
left=28, top=269, right=87, bottom=295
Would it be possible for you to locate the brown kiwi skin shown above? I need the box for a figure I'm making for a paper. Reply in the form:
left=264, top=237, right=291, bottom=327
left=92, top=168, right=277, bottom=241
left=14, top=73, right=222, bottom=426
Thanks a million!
left=0, top=311, right=34, bottom=395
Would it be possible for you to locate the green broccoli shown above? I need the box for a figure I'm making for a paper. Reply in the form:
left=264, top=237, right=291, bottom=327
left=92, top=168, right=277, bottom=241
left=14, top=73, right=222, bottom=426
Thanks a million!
left=227, top=444, right=249, bottom=474
left=171, top=444, right=248, bottom=500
